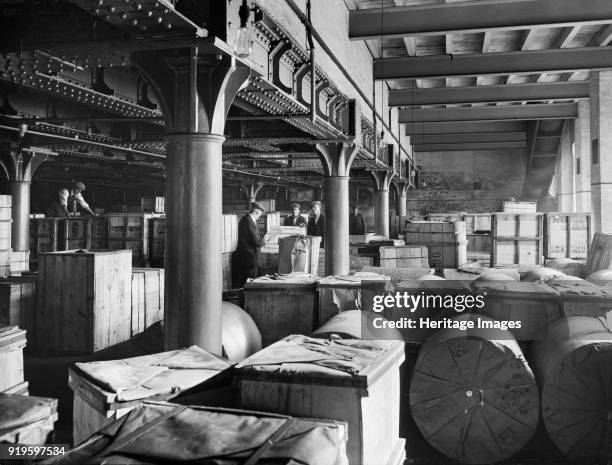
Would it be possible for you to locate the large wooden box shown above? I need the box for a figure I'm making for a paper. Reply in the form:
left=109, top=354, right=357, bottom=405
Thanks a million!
left=45, top=401, right=348, bottom=465
left=257, top=211, right=281, bottom=234
left=29, top=218, right=60, bottom=260
left=243, top=274, right=318, bottom=347
left=236, top=335, right=406, bottom=465
left=317, top=273, right=391, bottom=324
left=0, top=276, right=37, bottom=335
left=0, top=219, right=10, bottom=250
left=467, top=233, right=491, bottom=253
left=492, top=213, right=543, bottom=238
left=130, top=268, right=164, bottom=336
left=68, top=345, right=231, bottom=445
left=502, top=201, right=537, bottom=213
left=378, top=245, right=429, bottom=269
left=0, top=395, right=58, bottom=445
left=0, top=326, right=26, bottom=393
left=470, top=280, right=563, bottom=340
left=107, top=213, right=160, bottom=265
left=545, top=278, right=612, bottom=322
left=543, top=213, right=591, bottom=259
left=36, top=250, right=132, bottom=353
left=463, top=213, right=492, bottom=233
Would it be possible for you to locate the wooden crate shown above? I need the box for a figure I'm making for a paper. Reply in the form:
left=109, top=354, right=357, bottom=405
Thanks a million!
left=463, top=213, right=492, bottom=233
left=58, top=217, right=90, bottom=250
left=29, top=217, right=60, bottom=260
left=349, top=233, right=388, bottom=244
left=502, top=201, right=537, bottom=213
left=543, top=213, right=591, bottom=259
left=2, top=380, right=29, bottom=395
left=0, top=219, right=11, bottom=250
left=425, top=212, right=464, bottom=222
left=9, top=250, right=30, bottom=274
left=317, top=273, right=390, bottom=324
left=583, top=233, right=612, bottom=278
left=222, top=252, right=232, bottom=291
left=0, top=326, right=26, bottom=393
left=107, top=213, right=159, bottom=265
left=379, top=245, right=429, bottom=269
left=222, top=214, right=239, bottom=253
left=492, top=213, right=543, bottom=238
left=68, top=346, right=231, bottom=445
left=90, top=216, right=108, bottom=249
left=0, top=249, right=9, bottom=278
left=0, top=395, right=58, bottom=445
left=243, top=274, right=318, bottom=347
left=36, top=249, right=132, bottom=353
left=257, top=211, right=281, bottom=234
left=491, top=213, right=544, bottom=267
left=404, top=221, right=466, bottom=244
left=467, top=233, right=491, bottom=253
left=141, top=196, right=165, bottom=213
left=236, top=335, right=406, bottom=465
left=258, top=251, right=278, bottom=276
left=130, top=268, right=164, bottom=336
left=55, top=401, right=348, bottom=465
left=470, top=280, right=563, bottom=340
left=0, top=195, right=10, bottom=220
left=0, top=276, right=37, bottom=335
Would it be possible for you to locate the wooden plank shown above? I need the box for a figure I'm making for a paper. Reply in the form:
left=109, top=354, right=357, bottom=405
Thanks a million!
left=0, top=326, right=26, bottom=392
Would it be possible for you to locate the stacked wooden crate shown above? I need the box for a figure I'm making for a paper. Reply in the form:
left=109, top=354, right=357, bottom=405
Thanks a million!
left=107, top=213, right=160, bottom=266
left=491, top=213, right=544, bottom=267
left=0, top=275, right=37, bottom=336
left=130, top=268, right=164, bottom=336
left=404, top=221, right=468, bottom=272
left=463, top=213, right=492, bottom=251
left=29, top=218, right=60, bottom=261
left=378, top=245, right=429, bottom=269
left=149, top=216, right=166, bottom=266
left=425, top=212, right=464, bottom=222
left=502, top=201, right=537, bottom=213
left=389, top=215, right=409, bottom=238
left=543, top=213, right=591, bottom=260
left=0, top=195, right=11, bottom=277
left=141, top=196, right=165, bottom=213
left=90, top=216, right=108, bottom=249
left=9, top=250, right=29, bottom=274
left=0, top=325, right=28, bottom=394
left=35, top=249, right=132, bottom=353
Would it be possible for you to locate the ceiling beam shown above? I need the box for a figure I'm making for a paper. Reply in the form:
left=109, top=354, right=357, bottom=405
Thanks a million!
left=390, top=81, right=589, bottom=106
left=409, top=132, right=526, bottom=144
left=413, top=142, right=526, bottom=152
left=375, top=47, right=612, bottom=80
left=405, top=120, right=527, bottom=135
left=349, top=0, right=612, bottom=40
left=399, top=103, right=577, bottom=123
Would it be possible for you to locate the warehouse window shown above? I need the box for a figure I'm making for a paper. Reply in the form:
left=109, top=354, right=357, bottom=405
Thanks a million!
left=576, top=158, right=581, bottom=175
left=592, top=139, right=599, bottom=164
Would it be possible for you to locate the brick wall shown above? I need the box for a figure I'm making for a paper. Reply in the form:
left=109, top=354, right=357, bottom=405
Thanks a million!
left=406, top=149, right=526, bottom=214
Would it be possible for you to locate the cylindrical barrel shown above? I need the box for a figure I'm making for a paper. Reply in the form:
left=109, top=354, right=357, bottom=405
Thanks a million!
left=221, top=301, right=262, bottom=363
left=531, top=316, right=612, bottom=462
left=409, top=314, right=539, bottom=464
left=311, top=309, right=402, bottom=341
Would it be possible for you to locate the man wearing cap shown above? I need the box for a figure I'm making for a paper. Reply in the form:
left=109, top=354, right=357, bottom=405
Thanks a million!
left=349, top=202, right=366, bottom=235
left=232, top=201, right=270, bottom=287
left=46, top=180, right=96, bottom=217
left=307, top=200, right=325, bottom=243
left=283, top=203, right=307, bottom=227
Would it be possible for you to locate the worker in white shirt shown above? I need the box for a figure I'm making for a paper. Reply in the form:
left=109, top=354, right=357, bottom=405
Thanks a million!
left=46, top=181, right=96, bottom=217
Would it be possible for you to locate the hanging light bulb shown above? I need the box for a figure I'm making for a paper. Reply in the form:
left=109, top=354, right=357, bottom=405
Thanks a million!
left=235, top=0, right=252, bottom=58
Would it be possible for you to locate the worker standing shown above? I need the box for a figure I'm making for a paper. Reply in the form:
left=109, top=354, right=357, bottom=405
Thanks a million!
left=307, top=200, right=325, bottom=244
left=46, top=180, right=96, bottom=217
left=348, top=202, right=366, bottom=235
left=232, top=201, right=269, bottom=288
left=283, top=202, right=307, bottom=227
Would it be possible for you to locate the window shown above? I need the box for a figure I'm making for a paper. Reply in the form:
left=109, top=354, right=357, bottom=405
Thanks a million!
left=576, top=158, right=581, bottom=175
left=592, top=139, right=599, bottom=165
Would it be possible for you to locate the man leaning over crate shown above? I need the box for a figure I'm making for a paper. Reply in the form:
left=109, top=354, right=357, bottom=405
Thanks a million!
left=232, top=201, right=271, bottom=288
left=46, top=180, right=96, bottom=218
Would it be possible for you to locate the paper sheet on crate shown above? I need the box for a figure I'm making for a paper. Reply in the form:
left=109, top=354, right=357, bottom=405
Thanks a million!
left=75, top=346, right=230, bottom=402
left=236, top=335, right=385, bottom=376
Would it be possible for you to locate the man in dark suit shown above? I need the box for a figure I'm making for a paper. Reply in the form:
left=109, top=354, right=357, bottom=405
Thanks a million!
left=232, top=201, right=269, bottom=288
left=283, top=202, right=307, bottom=227
left=307, top=200, right=325, bottom=244
left=349, top=202, right=366, bottom=235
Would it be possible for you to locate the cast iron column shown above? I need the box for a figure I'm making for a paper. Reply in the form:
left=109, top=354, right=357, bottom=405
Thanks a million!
left=371, top=170, right=395, bottom=237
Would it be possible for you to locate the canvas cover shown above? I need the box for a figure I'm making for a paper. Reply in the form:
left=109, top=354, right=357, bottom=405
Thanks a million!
left=42, top=401, right=348, bottom=465
left=0, top=395, right=57, bottom=434
left=74, top=345, right=230, bottom=402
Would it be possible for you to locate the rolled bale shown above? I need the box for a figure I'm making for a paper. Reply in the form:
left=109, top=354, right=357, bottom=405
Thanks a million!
left=221, top=301, right=262, bottom=363
left=585, top=269, right=612, bottom=285
left=545, top=258, right=583, bottom=277
left=310, top=309, right=402, bottom=341
left=409, top=314, right=539, bottom=464
left=531, top=317, right=612, bottom=462
left=522, top=267, right=565, bottom=282
left=489, top=268, right=520, bottom=281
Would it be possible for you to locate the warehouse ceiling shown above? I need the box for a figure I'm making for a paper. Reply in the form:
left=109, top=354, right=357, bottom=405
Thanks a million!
left=347, top=0, right=612, bottom=198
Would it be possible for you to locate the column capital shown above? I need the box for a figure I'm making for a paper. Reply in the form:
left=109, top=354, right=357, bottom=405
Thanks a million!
left=315, top=141, right=360, bottom=177
left=0, top=145, right=55, bottom=182
left=392, top=180, right=410, bottom=197
left=370, top=170, right=395, bottom=191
